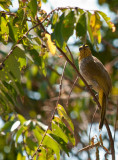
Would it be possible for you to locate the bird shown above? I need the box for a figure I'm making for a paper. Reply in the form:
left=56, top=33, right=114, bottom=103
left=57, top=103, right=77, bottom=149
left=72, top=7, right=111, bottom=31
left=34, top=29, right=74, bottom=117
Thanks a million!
left=78, top=44, right=112, bottom=129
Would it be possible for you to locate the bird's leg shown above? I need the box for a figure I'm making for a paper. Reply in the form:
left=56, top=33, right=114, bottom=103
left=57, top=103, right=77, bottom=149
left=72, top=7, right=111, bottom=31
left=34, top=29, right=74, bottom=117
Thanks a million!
left=93, top=93, right=98, bottom=101
left=85, top=85, right=93, bottom=91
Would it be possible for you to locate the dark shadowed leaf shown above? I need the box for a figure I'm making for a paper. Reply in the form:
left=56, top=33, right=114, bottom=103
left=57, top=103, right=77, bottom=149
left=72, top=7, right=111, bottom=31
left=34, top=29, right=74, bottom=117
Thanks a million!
left=62, top=10, right=75, bottom=42
left=50, top=133, right=69, bottom=156
left=52, top=121, right=68, bottom=143
left=76, top=12, right=87, bottom=37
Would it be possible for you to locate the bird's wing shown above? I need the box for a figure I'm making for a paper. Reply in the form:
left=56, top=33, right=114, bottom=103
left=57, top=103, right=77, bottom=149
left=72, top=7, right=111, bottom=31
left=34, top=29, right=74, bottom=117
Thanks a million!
left=85, top=56, right=112, bottom=95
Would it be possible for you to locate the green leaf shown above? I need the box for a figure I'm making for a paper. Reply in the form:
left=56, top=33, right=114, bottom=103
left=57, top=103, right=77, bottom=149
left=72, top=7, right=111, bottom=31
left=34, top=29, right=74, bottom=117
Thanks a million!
left=0, top=46, right=26, bottom=84
left=57, top=104, right=74, bottom=131
left=42, top=0, right=47, bottom=3
left=97, top=11, right=112, bottom=28
left=39, top=54, right=47, bottom=76
left=8, top=17, right=18, bottom=42
left=87, top=12, right=94, bottom=43
left=52, top=121, right=68, bottom=143
left=51, top=13, right=66, bottom=51
left=2, top=81, right=17, bottom=100
left=29, top=0, right=37, bottom=18
left=15, top=126, right=25, bottom=143
left=1, top=16, right=9, bottom=43
left=29, top=48, right=48, bottom=76
left=15, top=81, right=24, bottom=95
left=51, top=12, right=59, bottom=28
left=17, top=152, right=26, bottom=160
left=29, top=49, right=41, bottom=65
left=97, top=11, right=113, bottom=28
left=54, top=117, right=75, bottom=145
left=1, top=89, right=15, bottom=105
left=43, top=133, right=60, bottom=160
left=1, top=121, right=14, bottom=133
left=13, top=47, right=26, bottom=70
left=50, top=133, right=69, bottom=156
left=62, top=11, right=75, bottom=42
left=77, top=8, right=84, bottom=15
left=26, top=137, right=37, bottom=150
left=0, top=1, right=12, bottom=11
left=33, top=37, right=41, bottom=45
left=76, top=12, right=87, bottom=37
left=5, top=54, right=21, bottom=82
left=17, top=114, right=26, bottom=125
left=33, top=127, right=43, bottom=143
left=17, top=9, right=24, bottom=20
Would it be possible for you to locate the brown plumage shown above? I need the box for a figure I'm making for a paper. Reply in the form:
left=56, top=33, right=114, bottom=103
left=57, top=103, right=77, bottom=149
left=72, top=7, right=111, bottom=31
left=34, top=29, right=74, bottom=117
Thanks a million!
left=79, top=44, right=112, bottom=129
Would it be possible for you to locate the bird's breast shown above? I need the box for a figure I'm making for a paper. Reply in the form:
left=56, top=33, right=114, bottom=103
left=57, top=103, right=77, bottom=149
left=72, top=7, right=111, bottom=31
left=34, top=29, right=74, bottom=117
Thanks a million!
left=79, top=56, right=101, bottom=92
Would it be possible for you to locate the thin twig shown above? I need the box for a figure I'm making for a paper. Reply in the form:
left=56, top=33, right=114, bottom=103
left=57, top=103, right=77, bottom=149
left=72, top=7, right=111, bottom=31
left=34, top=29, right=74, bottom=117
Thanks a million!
left=48, top=66, right=84, bottom=90
left=31, top=61, right=67, bottom=159
left=66, top=45, right=75, bottom=64
left=114, top=100, right=118, bottom=141
left=41, top=6, right=101, bottom=24
left=66, top=76, right=78, bottom=107
left=102, top=39, right=118, bottom=54
left=78, top=142, right=100, bottom=153
left=104, top=119, right=115, bottom=160
left=0, top=11, right=16, bottom=16
left=89, top=107, right=98, bottom=142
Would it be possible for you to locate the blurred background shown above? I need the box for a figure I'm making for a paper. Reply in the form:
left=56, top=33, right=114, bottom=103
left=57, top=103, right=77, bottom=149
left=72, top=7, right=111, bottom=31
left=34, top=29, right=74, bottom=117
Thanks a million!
left=0, top=0, right=118, bottom=160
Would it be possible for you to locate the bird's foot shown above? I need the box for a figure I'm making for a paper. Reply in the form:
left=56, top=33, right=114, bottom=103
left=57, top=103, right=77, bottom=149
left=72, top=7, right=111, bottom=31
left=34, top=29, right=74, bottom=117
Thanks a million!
left=93, top=93, right=98, bottom=101
left=85, top=85, right=93, bottom=91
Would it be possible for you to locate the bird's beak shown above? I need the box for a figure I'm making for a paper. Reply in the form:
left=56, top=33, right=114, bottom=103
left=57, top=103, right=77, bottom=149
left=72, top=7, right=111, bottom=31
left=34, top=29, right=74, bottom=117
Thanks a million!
left=83, top=44, right=86, bottom=49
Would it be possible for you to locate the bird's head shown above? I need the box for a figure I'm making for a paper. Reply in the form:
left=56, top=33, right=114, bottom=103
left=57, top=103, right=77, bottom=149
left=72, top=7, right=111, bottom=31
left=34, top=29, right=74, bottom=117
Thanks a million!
left=79, top=44, right=92, bottom=61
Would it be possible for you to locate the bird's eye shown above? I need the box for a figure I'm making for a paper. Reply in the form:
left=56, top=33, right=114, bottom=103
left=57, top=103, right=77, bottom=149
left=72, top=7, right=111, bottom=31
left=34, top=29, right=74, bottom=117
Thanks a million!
left=79, top=44, right=89, bottom=51
left=79, top=46, right=83, bottom=51
left=85, top=45, right=89, bottom=48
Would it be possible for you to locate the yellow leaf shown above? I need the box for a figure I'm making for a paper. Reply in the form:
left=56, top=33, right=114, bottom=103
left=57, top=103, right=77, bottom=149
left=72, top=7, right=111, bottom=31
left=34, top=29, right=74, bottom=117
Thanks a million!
left=97, top=30, right=101, bottom=44
left=90, top=14, right=96, bottom=28
left=45, top=33, right=56, bottom=55
left=38, top=0, right=42, bottom=7
left=17, top=153, right=25, bottom=160
left=95, top=23, right=101, bottom=30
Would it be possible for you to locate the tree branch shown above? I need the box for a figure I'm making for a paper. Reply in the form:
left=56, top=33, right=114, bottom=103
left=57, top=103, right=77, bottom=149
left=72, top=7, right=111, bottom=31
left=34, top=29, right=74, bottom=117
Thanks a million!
left=1, top=9, right=115, bottom=159
left=48, top=65, right=84, bottom=90
left=38, top=20, right=115, bottom=160
left=66, top=76, right=78, bottom=107
left=102, top=39, right=118, bottom=54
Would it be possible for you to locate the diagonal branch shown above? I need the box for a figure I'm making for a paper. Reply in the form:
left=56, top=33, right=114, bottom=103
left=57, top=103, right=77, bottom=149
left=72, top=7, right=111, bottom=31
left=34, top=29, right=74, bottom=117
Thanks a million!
left=38, top=20, right=115, bottom=160
left=66, top=76, right=78, bottom=107
left=0, top=12, right=115, bottom=159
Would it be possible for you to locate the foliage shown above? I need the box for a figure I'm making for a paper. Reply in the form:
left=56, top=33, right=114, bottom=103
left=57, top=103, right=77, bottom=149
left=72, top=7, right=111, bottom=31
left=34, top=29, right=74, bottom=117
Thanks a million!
left=0, top=0, right=117, bottom=160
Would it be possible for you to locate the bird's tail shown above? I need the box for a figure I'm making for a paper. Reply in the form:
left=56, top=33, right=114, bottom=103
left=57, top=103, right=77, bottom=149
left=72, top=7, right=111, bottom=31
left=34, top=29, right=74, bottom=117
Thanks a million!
left=99, top=90, right=107, bottom=130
